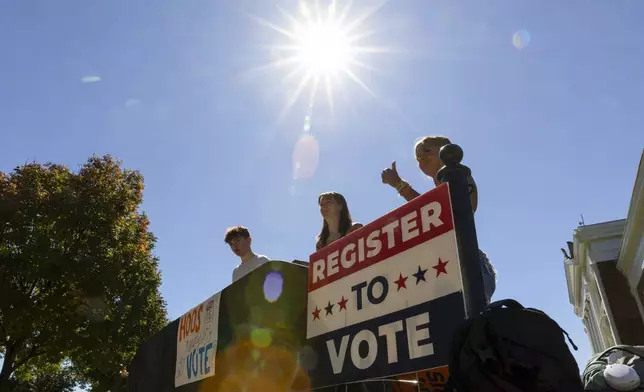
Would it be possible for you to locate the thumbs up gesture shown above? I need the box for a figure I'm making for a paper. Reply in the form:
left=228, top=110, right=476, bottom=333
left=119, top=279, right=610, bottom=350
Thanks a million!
left=381, top=161, right=402, bottom=187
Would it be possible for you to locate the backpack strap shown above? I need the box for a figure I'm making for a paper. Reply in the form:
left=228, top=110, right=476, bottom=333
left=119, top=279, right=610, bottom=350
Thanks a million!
left=487, top=299, right=524, bottom=310
left=444, top=317, right=477, bottom=392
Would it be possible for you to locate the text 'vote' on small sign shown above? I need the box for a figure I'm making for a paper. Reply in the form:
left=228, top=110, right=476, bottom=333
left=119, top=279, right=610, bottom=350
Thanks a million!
left=174, top=293, right=221, bottom=388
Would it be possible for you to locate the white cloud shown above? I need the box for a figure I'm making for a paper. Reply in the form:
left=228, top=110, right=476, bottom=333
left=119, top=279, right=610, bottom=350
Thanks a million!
left=81, top=75, right=101, bottom=83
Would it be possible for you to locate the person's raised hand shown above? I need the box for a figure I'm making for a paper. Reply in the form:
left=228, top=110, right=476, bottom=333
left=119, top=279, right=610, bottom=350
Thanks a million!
left=381, top=161, right=402, bottom=187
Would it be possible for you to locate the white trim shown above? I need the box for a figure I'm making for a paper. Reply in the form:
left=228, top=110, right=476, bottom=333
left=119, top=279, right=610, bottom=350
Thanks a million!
left=617, top=149, right=644, bottom=287
left=635, top=240, right=644, bottom=287
left=582, top=294, right=602, bottom=353
left=590, top=282, right=616, bottom=350
left=575, top=219, right=626, bottom=244
left=569, top=221, right=625, bottom=316
left=591, top=262, right=621, bottom=345
left=587, top=289, right=605, bottom=352
left=632, top=285, right=644, bottom=328
left=564, top=258, right=576, bottom=308
left=590, top=300, right=605, bottom=352
left=570, top=239, right=587, bottom=316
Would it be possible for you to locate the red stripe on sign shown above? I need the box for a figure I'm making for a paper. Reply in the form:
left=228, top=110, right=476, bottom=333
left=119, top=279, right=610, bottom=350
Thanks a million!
left=308, top=183, right=454, bottom=291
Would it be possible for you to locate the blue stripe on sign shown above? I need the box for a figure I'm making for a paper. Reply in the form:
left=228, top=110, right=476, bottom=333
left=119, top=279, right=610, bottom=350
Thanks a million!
left=306, top=291, right=465, bottom=389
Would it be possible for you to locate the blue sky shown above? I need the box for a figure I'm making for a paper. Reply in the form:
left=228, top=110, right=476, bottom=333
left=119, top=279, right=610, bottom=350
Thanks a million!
left=2, top=0, right=644, bottom=375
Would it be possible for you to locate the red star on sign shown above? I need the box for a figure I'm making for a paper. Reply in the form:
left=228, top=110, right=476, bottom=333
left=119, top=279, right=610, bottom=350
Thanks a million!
left=337, top=296, right=348, bottom=311
left=394, top=273, right=408, bottom=291
left=432, top=258, right=449, bottom=277
left=312, top=306, right=321, bottom=321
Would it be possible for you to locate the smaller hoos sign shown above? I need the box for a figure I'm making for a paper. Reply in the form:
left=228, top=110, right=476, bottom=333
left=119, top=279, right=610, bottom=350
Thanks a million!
left=175, top=293, right=221, bottom=387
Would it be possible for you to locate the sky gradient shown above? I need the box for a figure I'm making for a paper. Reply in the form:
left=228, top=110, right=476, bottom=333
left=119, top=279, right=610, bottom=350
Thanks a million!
left=2, top=0, right=644, bottom=373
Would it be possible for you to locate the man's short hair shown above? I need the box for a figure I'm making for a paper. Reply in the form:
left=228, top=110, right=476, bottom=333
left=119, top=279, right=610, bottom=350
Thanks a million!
left=224, top=226, right=250, bottom=244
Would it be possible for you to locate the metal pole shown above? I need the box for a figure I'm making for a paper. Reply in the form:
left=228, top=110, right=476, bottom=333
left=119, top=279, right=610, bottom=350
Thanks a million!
left=436, top=144, right=487, bottom=318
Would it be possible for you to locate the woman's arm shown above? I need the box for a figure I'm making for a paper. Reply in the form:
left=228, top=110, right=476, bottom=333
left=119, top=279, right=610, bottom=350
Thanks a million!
left=380, top=162, right=421, bottom=202
left=397, top=182, right=421, bottom=202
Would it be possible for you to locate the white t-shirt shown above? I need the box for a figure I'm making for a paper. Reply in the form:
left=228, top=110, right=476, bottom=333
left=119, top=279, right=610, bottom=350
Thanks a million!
left=232, top=254, right=271, bottom=283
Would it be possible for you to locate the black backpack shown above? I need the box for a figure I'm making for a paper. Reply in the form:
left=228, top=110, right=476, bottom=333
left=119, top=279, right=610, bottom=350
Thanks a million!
left=445, top=299, right=583, bottom=392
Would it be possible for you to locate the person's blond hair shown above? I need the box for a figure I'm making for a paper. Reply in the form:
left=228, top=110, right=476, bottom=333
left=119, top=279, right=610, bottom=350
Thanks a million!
left=414, top=136, right=452, bottom=158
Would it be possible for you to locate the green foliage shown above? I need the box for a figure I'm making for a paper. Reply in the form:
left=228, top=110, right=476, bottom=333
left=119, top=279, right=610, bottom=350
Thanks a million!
left=0, top=155, right=168, bottom=391
left=7, top=361, right=81, bottom=392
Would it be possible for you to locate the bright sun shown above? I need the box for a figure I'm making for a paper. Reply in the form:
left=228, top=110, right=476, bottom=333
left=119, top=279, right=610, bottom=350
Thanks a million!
left=294, top=20, right=352, bottom=76
left=249, top=0, right=391, bottom=116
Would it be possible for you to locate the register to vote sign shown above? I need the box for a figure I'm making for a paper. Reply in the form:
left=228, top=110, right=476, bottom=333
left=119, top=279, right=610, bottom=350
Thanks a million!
left=174, top=293, right=221, bottom=387
left=306, top=184, right=466, bottom=388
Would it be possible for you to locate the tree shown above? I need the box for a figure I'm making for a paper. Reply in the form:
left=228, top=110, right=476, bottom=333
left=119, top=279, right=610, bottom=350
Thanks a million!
left=6, top=361, right=81, bottom=392
left=0, top=156, right=168, bottom=391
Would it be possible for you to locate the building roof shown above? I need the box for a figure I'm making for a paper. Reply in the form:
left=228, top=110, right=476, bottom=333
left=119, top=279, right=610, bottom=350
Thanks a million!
left=617, top=149, right=644, bottom=287
left=565, top=219, right=625, bottom=317
left=564, top=149, right=644, bottom=317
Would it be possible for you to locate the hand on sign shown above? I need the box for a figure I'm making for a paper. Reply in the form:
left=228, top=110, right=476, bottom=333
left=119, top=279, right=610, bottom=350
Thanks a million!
left=381, top=161, right=402, bottom=188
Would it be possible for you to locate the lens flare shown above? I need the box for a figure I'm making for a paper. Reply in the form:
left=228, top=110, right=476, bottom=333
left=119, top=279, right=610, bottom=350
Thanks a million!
left=512, top=30, right=531, bottom=50
left=252, top=328, right=273, bottom=348
left=263, top=271, right=284, bottom=302
left=292, top=134, right=320, bottom=180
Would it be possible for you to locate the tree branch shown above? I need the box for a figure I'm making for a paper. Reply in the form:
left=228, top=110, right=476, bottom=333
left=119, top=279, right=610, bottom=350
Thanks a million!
left=0, top=339, right=24, bottom=377
left=11, top=345, right=47, bottom=373
left=12, top=275, right=26, bottom=293
left=27, top=279, right=40, bottom=298
left=0, top=322, right=6, bottom=346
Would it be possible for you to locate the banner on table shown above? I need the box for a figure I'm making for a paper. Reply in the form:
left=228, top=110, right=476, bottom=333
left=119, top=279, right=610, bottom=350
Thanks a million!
left=306, top=184, right=466, bottom=388
left=174, top=293, right=221, bottom=387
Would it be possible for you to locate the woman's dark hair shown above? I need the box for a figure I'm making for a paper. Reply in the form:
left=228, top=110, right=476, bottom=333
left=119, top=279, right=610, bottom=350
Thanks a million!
left=316, top=192, right=353, bottom=251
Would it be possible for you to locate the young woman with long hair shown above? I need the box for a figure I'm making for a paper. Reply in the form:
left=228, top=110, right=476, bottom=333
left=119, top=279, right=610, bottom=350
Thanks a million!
left=315, top=193, right=406, bottom=392
left=316, top=192, right=363, bottom=251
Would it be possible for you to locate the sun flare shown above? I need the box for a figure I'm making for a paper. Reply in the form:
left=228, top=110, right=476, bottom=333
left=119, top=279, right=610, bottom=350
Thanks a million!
left=248, top=0, right=392, bottom=117
left=294, top=20, right=351, bottom=76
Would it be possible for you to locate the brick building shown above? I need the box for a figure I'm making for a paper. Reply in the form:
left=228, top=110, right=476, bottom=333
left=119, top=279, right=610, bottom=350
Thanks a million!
left=564, top=150, right=644, bottom=352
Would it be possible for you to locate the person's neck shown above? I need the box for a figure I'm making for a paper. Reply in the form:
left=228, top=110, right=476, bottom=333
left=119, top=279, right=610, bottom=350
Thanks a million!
left=326, top=217, right=341, bottom=235
left=240, top=251, right=257, bottom=264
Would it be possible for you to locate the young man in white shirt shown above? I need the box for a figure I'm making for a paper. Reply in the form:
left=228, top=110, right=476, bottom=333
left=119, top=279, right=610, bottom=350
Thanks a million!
left=225, top=226, right=271, bottom=283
